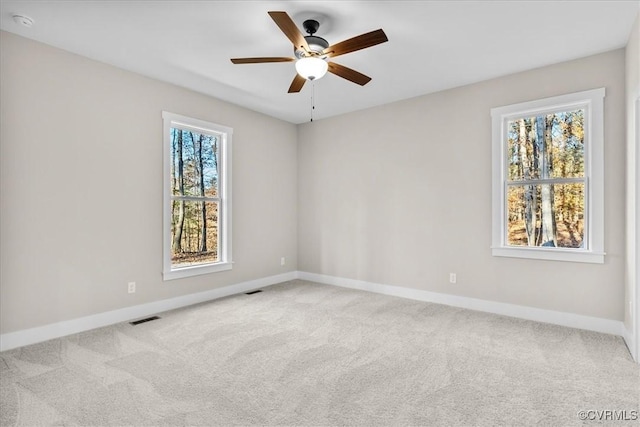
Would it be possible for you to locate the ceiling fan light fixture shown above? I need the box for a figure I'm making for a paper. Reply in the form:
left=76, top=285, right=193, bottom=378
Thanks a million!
left=295, top=57, right=328, bottom=81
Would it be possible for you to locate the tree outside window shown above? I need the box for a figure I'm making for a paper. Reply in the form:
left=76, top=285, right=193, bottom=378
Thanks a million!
left=171, top=128, right=219, bottom=267
left=506, top=109, right=585, bottom=248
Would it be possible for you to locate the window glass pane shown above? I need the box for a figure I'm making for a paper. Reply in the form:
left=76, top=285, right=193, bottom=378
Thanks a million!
left=171, top=201, right=219, bottom=267
left=170, top=128, right=219, bottom=197
left=507, top=183, right=584, bottom=248
left=507, top=109, right=584, bottom=181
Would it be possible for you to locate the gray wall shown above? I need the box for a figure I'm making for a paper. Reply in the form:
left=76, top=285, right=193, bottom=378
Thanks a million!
left=298, top=49, right=626, bottom=321
left=0, top=29, right=631, bottom=336
left=0, top=32, right=298, bottom=334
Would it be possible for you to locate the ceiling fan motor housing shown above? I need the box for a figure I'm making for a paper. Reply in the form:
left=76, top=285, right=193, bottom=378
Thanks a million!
left=295, top=19, right=329, bottom=59
left=295, top=36, right=329, bottom=58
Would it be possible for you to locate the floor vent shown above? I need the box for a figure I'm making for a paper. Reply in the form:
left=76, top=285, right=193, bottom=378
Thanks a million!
left=129, top=316, right=160, bottom=325
left=245, top=290, right=263, bottom=295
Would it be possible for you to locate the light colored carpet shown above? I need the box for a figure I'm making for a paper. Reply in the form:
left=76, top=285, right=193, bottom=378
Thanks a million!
left=1, top=279, right=638, bottom=426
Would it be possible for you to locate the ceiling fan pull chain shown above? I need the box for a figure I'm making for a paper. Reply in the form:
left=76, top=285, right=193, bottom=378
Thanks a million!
left=310, top=81, right=315, bottom=122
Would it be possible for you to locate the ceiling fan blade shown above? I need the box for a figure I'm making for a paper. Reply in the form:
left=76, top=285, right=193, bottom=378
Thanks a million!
left=231, top=57, right=295, bottom=64
left=268, top=11, right=310, bottom=52
left=322, top=29, right=388, bottom=58
left=288, top=74, right=306, bottom=93
left=327, top=62, right=372, bottom=86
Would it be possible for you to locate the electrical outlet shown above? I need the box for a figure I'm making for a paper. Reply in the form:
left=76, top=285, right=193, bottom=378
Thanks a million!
left=449, top=273, right=457, bottom=284
left=281, top=257, right=286, bottom=266
left=128, top=282, right=136, bottom=294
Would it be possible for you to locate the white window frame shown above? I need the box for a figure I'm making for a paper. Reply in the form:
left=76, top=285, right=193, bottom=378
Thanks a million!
left=491, top=88, right=605, bottom=263
left=162, top=111, right=233, bottom=280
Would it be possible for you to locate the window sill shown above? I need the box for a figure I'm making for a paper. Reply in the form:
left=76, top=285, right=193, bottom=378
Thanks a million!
left=163, top=261, right=233, bottom=281
left=491, top=247, right=605, bottom=264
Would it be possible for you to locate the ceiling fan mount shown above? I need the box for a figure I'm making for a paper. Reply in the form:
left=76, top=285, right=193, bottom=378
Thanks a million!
left=230, top=11, right=388, bottom=93
left=302, top=19, right=320, bottom=36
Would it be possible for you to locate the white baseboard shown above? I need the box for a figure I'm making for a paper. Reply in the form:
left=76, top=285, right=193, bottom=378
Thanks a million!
left=298, top=271, right=626, bottom=338
left=1, top=270, right=632, bottom=358
left=622, top=326, right=637, bottom=362
left=0, top=271, right=297, bottom=352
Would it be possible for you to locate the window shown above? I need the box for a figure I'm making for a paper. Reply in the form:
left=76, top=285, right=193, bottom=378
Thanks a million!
left=163, top=112, right=232, bottom=280
left=491, top=88, right=604, bottom=263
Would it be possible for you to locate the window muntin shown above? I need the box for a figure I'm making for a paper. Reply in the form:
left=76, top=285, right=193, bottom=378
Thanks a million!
left=491, top=88, right=604, bottom=263
left=163, top=112, right=232, bottom=279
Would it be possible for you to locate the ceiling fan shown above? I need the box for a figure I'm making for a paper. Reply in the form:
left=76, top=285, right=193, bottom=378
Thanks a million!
left=230, top=11, right=388, bottom=93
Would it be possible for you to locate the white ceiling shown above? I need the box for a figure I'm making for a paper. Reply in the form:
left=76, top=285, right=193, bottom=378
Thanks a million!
left=1, top=1, right=638, bottom=124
